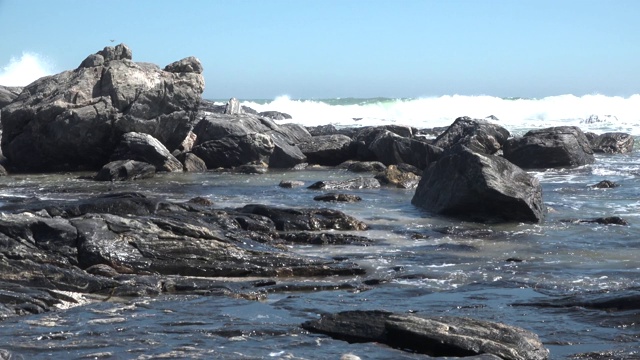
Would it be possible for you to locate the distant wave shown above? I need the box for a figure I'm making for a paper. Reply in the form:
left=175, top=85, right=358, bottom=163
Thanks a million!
left=0, top=52, right=56, bottom=87
left=213, top=94, right=640, bottom=135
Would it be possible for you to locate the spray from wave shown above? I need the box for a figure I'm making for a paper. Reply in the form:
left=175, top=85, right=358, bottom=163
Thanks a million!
left=0, top=52, right=56, bottom=87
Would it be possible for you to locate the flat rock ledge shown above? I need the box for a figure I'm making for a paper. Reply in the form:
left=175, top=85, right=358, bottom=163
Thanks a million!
left=0, top=192, right=367, bottom=319
left=302, top=310, right=549, bottom=360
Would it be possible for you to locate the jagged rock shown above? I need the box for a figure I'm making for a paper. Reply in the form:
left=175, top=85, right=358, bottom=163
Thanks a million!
left=1, top=44, right=204, bottom=172
left=503, top=126, right=595, bottom=169
left=163, top=56, right=203, bottom=74
left=432, top=116, right=510, bottom=155
left=0, top=85, right=22, bottom=108
left=590, top=132, right=634, bottom=154
left=302, top=310, right=548, bottom=360
left=111, top=132, right=182, bottom=172
left=412, top=146, right=544, bottom=223
left=345, top=161, right=387, bottom=173
left=224, top=98, right=242, bottom=115
left=375, top=164, right=421, bottom=189
left=581, top=114, right=619, bottom=124
left=192, top=133, right=274, bottom=169
left=308, top=177, right=381, bottom=190
left=560, top=216, right=629, bottom=225
left=176, top=152, right=207, bottom=172
left=298, top=134, right=355, bottom=166
left=94, top=160, right=155, bottom=181
left=590, top=180, right=619, bottom=188
left=279, top=232, right=373, bottom=245
left=313, top=193, right=362, bottom=202
left=368, top=130, right=442, bottom=169
left=258, top=111, right=292, bottom=120
left=237, top=204, right=368, bottom=231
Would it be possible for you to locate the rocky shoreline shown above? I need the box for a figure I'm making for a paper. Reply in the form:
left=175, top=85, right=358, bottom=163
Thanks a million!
left=0, top=44, right=637, bottom=359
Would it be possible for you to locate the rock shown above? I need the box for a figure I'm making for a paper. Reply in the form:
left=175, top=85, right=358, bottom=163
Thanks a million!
left=268, top=131, right=307, bottom=168
left=346, top=161, right=387, bottom=173
left=313, top=193, right=362, bottom=202
left=192, top=133, right=274, bottom=169
left=94, top=160, right=156, bottom=181
left=177, top=131, right=197, bottom=152
left=412, top=146, right=544, bottom=223
left=176, top=152, right=207, bottom=172
left=1, top=44, right=204, bottom=172
left=110, top=132, right=183, bottom=172
left=0, top=165, right=7, bottom=176
left=298, top=134, right=355, bottom=166
left=308, top=177, right=381, bottom=190
left=432, top=116, right=510, bottom=155
left=503, top=126, right=595, bottom=169
left=279, top=232, right=373, bottom=246
left=302, top=310, right=548, bottom=360
left=590, top=180, right=619, bottom=188
left=561, top=216, right=629, bottom=226
left=581, top=114, right=618, bottom=124
left=258, top=111, right=292, bottom=120
left=279, top=180, right=305, bottom=188
left=277, top=123, right=313, bottom=143
left=224, top=98, right=242, bottom=115
left=368, top=130, right=442, bottom=169
left=590, top=132, right=634, bottom=153
left=515, top=288, right=640, bottom=311
left=375, top=164, right=421, bottom=189
left=163, top=56, right=203, bottom=74
left=0, top=85, right=22, bottom=108
left=234, top=163, right=268, bottom=174
left=237, top=204, right=368, bottom=231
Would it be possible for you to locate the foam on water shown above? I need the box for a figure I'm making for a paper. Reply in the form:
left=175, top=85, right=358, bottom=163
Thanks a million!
left=237, top=94, right=640, bottom=135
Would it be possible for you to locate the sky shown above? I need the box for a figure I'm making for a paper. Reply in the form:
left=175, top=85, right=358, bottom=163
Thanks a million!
left=0, top=0, right=638, bottom=100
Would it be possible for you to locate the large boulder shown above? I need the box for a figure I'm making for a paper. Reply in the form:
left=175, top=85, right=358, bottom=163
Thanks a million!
left=412, top=146, right=544, bottom=223
left=368, top=130, right=442, bottom=169
left=503, top=126, right=595, bottom=169
left=433, top=116, right=510, bottom=155
left=110, top=132, right=183, bottom=172
left=191, top=113, right=308, bottom=169
left=1, top=44, right=204, bottom=172
left=94, top=160, right=156, bottom=181
left=589, top=132, right=634, bottom=154
left=298, top=134, right=355, bottom=166
left=192, top=133, right=274, bottom=169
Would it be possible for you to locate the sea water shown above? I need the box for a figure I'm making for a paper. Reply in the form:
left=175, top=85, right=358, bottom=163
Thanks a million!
left=0, top=95, right=639, bottom=359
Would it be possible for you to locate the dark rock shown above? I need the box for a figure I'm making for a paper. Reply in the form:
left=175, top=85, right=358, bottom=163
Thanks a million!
left=176, top=152, right=207, bottom=172
left=0, top=85, right=22, bottom=108
left=111, top=132, right=183, bottom=172
left=590, top=180, right=619, bottom=188
left=503, top=126, right=595, bottom=169
left=268, top=131, right=307, bottom=168
left=306, top=124, right=339, bottom=136
left=298, top=134, right=355, bottom=166
left=581, top=114, right=618, bottom=124
left=433, top=116, right=510, bottom=155
left=1, top=44, right=204, bottom=172
left=237, top=204, right=368, bottom=231
left=308, top=177, right=380, bottom=190
left=279, top=232, right=373, bottom=245
left=412, top=146, right=544, bottom=223
left=346, top=161, right=387, bottom=173
left=368, top=130, right=442, bottom=169
left=590, top=132, right=634, bottom=154
left=561, top=216, right=629, bottom=226
left=187, top=197, right=214, bottom=206
left=375, top=164, right=421, bottom=189
left=515, top=288, right=640, bottom=311
left=302, top=310, right=549, bottom=360
left=258, top=111, right=292, bottom=120
left=313, top=193, right=362, bottom=202
left=94, top=160, right=156, bottom=181
left=192, top=133, right=274, bottom=169
left=279, top=180, right=305, bottom=188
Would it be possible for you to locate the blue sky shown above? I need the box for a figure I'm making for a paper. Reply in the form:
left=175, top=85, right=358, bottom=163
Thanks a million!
left=0, top=0, right=638, bottom=99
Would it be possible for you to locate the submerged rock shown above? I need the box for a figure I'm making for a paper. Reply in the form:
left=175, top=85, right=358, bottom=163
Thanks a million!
left=94, top=160, right=156, bottom=181
left=412, top=146, right=544, bottom=223
left=302, top=310, right=549, bottom=360
left=590, top=180, right=619, bottom=189
left=308, top=177, right=380, bottom=190
left=589, top=132, right=634, bottom=154
left=313, top=193, right=362, bottom=202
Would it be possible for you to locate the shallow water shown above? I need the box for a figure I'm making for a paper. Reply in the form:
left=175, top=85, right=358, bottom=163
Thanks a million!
left=0, top=151, right=639, bottom=359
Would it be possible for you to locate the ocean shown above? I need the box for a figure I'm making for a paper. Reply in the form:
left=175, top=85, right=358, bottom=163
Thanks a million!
left=0, top=95, right=639, bottom=359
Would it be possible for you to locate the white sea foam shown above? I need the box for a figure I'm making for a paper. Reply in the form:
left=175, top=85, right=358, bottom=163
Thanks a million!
left=0, top=52, right=56, bottom=86
left=239, top=94, right=640, bottom=135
